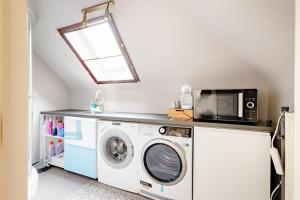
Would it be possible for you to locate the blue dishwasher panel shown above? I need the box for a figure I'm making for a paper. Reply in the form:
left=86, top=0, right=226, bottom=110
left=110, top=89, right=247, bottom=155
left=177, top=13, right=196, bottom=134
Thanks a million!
left=64, top=144, right=97, bottom=179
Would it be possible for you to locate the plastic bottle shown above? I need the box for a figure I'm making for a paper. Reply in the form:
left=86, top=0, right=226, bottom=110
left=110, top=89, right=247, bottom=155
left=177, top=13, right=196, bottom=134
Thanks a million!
left=57, top=122, right=64, bottom=137
left=55, top=139, right=64, bottom=155
left=48, top=141, right=56, bottom=162
left=91, top=90, right=104, bottom=112
left=52, top=115, right=57, bottom=136
left=48, top=118, right=53, bottom=135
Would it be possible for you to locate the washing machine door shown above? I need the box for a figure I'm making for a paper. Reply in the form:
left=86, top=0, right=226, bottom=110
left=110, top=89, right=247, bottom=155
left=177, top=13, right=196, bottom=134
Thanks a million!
left=142, top=139, right=187, bottom=186
left=100, top=127, right=134, bottom=169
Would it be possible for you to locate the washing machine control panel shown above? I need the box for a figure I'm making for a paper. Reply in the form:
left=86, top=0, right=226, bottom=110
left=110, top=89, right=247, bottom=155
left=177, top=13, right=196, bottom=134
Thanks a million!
left=159, top=126, right=167, bottom=134
left=159, top=126, right=192, bottom=138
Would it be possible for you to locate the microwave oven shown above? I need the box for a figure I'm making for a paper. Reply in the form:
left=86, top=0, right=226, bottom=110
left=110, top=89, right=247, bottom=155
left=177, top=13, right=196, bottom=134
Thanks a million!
left=193, top=89, right=258, bottom=123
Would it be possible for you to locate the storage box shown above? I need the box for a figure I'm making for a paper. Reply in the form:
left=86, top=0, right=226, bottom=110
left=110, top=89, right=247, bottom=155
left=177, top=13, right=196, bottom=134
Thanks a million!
left=168, top=108, right=193, bottom=120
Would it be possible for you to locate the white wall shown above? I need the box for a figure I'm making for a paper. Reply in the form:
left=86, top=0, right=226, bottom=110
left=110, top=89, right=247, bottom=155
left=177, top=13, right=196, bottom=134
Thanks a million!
left=32, top=52, right=70, bottom=162
left=31, top=0, right=294, bottom=122
left=69, top=0, right=269, bottom=121
left=182, top=0, right=295, bottom=121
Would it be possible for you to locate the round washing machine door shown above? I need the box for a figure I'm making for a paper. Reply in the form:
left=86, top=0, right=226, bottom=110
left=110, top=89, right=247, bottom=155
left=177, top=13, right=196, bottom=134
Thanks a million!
left=142, top=139, right=187, bottom=186
left=100, top=127, right=134, bottom=169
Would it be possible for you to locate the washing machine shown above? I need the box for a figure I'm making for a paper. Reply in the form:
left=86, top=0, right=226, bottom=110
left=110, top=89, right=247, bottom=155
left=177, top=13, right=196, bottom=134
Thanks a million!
left=138, top=124, right=193, bottom=200
left=97, top=121, right=139, bottom=193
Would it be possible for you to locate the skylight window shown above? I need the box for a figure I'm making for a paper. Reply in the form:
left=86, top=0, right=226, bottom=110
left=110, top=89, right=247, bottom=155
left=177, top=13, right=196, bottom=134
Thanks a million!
left=58, top=15, right=139, bottom=84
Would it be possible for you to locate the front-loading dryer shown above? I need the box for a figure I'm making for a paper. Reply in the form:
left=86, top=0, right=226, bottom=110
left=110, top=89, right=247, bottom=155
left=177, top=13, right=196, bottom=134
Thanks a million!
left=97, top=121, right=139, bottom=193
left=138, top=124, right=193, bottom=200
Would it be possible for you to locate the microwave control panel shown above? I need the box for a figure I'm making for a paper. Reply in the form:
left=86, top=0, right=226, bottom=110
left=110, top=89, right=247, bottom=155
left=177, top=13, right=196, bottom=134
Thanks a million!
left=243, top=89, right=258, bottom=121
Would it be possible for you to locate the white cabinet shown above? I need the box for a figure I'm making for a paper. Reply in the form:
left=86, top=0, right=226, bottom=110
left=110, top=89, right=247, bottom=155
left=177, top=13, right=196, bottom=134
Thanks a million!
left=193, top=127, right=270, bottom=200
left=64, top=117, right=97, bottom=178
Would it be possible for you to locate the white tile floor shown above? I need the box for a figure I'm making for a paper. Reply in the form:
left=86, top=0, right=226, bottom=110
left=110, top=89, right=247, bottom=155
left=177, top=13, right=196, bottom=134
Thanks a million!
left=32, top=167, right=91, bottom=200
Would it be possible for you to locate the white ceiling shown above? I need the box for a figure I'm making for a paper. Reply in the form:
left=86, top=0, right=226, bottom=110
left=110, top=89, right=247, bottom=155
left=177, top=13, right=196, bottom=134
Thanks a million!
left=30, top=0, right=295, bottom=119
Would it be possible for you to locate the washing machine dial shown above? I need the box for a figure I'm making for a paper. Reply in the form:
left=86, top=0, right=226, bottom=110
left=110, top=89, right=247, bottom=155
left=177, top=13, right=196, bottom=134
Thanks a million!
left=159, top=126, right=167, bottom=135
left=246, top=102, right=255, bottom=109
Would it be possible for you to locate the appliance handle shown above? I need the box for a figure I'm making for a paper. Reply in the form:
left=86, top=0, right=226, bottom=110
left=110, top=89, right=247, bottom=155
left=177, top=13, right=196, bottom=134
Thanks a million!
left=132, top=145, right=134, bottom=157
left=238, top=93, right=243, bottom=118
left=112, top=122, right=121, bottom=126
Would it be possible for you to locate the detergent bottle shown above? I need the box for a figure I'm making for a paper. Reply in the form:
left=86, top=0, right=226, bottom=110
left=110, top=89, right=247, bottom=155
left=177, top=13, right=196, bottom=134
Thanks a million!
left=48, top=117, right=53, bottom=135
left=55, top=139, right=64, bottom=155
left=48, top=141, right=55, bottom=162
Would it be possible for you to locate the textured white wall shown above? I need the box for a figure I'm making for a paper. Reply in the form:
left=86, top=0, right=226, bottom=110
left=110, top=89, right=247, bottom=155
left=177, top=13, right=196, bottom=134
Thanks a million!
left=31, top=0, right=294, bottom=122
left=69, top=0, right=269, bottom=121
left=32, top=52, right=70, bottom=162
left=181, top=0, right=295, bottom=120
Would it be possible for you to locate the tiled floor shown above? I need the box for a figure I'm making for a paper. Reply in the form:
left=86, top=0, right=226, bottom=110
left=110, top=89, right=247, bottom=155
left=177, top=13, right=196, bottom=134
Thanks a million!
left=32, top=167, right=150, bottom=200
left=32, top=167, right=91, bottom=200
left=65, top=181, right=150, bottom=200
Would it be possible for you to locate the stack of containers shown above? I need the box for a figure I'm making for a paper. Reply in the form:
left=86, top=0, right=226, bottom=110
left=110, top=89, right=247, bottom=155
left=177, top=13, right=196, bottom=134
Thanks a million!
left=47, top=115, right=65, bottom=167
left=57, top=122, right=64, bottom=137
left=47, top=115, right=64, bottom=137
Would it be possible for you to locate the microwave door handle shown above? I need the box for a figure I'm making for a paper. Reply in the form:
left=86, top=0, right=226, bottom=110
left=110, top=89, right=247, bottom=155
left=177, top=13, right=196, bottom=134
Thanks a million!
left=238, top=93, right=243, bottom=118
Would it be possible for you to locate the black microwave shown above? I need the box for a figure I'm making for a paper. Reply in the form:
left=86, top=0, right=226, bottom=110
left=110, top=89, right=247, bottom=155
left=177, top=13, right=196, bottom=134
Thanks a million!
left=193, top=89, right=258, bottom=123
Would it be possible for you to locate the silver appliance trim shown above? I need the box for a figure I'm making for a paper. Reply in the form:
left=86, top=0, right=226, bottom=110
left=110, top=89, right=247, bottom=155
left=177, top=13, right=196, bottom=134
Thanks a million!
left=238, top=92, right=243, bottom=118
left=141, top=138, right=187, bottom=186
left=140, top=189, right=174, bottom=200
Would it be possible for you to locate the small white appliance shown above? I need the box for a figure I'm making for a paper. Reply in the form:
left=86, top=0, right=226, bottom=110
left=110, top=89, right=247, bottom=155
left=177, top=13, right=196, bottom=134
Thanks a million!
left=181, top=84, right=193, bottom=109
left=97, top=121, right=139, bottom=193
left=138, top=124, right=193, bottom=200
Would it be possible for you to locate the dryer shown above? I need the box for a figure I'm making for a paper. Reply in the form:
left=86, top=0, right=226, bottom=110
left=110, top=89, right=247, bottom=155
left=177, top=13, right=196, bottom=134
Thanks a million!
left=138, top=124, right=193, bottom=200
left=97, top=121, right=139, bottom=193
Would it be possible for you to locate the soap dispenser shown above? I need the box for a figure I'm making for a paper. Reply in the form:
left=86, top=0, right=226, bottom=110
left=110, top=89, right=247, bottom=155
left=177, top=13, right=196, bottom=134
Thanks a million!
left=90, top=90, right=104, bottom=112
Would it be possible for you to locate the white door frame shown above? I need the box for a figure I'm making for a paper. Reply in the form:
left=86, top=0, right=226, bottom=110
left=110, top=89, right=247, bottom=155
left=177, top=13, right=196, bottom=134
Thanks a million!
left=0, top=0, right=4, bottom=199
left=2, top=0, right=28, bottom=200
left=294, top=0, right=300, bottom=199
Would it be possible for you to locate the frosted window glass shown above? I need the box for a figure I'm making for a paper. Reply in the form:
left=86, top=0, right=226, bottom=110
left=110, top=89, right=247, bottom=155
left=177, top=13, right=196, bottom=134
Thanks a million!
left=60, top=17, right=138, bottom=83
left=85, top=56, right=134, bottom=81
left=65, top=22, right=122, bottom=60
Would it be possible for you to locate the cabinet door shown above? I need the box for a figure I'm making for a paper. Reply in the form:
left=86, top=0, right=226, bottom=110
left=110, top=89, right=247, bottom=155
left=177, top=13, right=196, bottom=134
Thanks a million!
left=193, top=127, right=270, bottom=200
left=64, top=117, right=97, bottom=178
left=64, top=117, right=97, bottom=149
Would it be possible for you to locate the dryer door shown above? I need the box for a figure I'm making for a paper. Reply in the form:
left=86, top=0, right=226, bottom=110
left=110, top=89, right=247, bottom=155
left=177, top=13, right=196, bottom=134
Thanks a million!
left=142, top=139, right=187, bottom=186
left=100, top=127, right=134, bottom=169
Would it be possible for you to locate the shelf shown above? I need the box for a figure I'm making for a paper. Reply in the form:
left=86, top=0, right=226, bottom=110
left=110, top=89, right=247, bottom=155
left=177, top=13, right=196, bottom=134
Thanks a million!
left=45, top=134, right=64, bottom=139
left=47, top=153, right=64, bottom=169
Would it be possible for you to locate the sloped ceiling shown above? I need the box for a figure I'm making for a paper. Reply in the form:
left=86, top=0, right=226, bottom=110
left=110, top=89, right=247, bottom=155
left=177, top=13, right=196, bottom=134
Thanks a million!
left=182, top=0, right=295, bottom=119
left=30, top=0, right=294, bottom=120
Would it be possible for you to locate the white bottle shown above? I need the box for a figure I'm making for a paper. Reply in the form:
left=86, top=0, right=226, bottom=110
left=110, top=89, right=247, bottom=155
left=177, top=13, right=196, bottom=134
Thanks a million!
left=95, top=90, right=104, bottom=112
left=181, top=85, right=193, bottom=109
left=48, top=141, right=55, bottom=162
left=55, top=139, right=64, bottom=155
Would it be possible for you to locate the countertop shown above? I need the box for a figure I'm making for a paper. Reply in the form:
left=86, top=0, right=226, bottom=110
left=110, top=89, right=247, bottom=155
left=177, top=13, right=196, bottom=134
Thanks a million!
left=40, top=109, right=274, bottom=133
